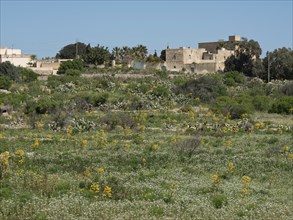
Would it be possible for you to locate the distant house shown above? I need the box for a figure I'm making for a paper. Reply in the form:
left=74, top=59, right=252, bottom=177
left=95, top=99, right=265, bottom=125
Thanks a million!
left=164, top=35, right=241, bottom=74
left=0, top=48, right=33, bottom=67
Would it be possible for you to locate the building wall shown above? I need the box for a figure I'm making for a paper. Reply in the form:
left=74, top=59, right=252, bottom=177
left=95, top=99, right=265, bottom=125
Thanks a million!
left=198, top=35, right=240, bottom=53
left=0, top=48, right=32, bottom=67
left=0, top=48, right=22, bottom=55
left=0, top=55, right=31, bottom=68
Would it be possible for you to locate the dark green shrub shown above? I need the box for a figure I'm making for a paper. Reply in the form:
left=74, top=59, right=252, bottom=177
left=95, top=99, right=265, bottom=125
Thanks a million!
left=253, top=96, right=272, bottom=112
left=224, top=77, right=235, bottom=86
left=151, top=86, right=169, bottom=97
left=0, top=61, right=20, bottom=81
left=20, top=67, right=38, bottom=82
left=212, top=96, right=253, bottom=119
left=280, top=81, right=293, bottom=96
left=57, top=59, right=83, bottom=75
left=65, top=69, right=81, bottom=77
left=211, top=194, right=228, bottom=209
left=175, top=74, right=226, bottom=102
left=224, top=71, right=246, bottom=85
left=0, top=76, right=12, bottom=90
left=269, top=96, right=293, bottom=114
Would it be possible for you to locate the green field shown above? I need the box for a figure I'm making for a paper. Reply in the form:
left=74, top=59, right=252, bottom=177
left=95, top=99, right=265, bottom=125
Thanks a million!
left=1, top=71, right=292, bottom=219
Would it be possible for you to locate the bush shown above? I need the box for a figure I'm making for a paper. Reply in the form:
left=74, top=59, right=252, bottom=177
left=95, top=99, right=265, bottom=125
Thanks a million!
left=20, top=68, right=38, bottom=82
left=269, top=96, right=293, bottom=114
left=253, top=96, right=272, bottom=112
left=0, top=61, right=20, bottom=81
left=175, top=74, right=226, bottom=102
left=65, top=69, right=81, bottom=77
left=211, top=194, right=228, bottom=209
left=57, top=59, right=83, bottom=75
left=280, top=81, right=293, bottom=96
left=212, top=96, right=253, bottom=119
left=224, top=71, right=246, bottom=86
left=0, top=76, right=12, bottom=90
left=175, top=136, right=201, bottom=158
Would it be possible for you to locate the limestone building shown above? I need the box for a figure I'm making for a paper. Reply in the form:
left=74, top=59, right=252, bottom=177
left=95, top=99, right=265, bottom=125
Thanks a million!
left=164, top=35, right=241, bottom=74
left=0, top=48, right=33, bottom=67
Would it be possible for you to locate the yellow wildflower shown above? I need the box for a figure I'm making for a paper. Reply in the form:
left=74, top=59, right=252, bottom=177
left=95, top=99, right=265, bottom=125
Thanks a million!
left=83, top=167, right=91, bottom=178
left=242, top=176, right=251, bottom=185
left=151, top=144, right=159, bottom=151
left=90, top=183, right=100, bottom=193
left=241, top=187, right=249, bottom=197
left=227, top=162, right=235, bottom=174
left=15, top=149, right=25, bottom=157
left=287, top=154, right=293, bottom=159
left=31, top=140, right=39, bottom=149
left=97, top=167, right=105, bottom=174
left=283, top=145, right=289, bottom=152
left=212, top=175, right=220, bottom=184
left=102, top=185, right=112, bottom=198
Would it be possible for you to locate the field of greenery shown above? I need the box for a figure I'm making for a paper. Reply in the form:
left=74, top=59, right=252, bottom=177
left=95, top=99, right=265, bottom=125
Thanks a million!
left=0, top=69, right=293, bottom=219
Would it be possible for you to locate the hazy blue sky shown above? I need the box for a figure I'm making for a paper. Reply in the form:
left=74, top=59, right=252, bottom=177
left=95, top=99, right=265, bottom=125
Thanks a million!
left=0, top=0, right=292, bottom=58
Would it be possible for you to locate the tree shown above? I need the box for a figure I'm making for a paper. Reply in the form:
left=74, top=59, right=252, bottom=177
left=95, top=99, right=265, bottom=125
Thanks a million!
left=224, top=38, right=263, bottom=77
left=56, top=42, right=87, bottom=59
left=146, top=51, right=161, bottom=63
left=0, top=61, right=20, bottom=81
left=57, top=59, right=83, bottom=75
left=112, top=47, right=123, bottom=64
left=82, top=44, right=111, bottom=66
left=160, top=49, right=166, bottom=61
left=131, top=45, right=148, bottom=61
left=263, top=48, right=293, bottom=80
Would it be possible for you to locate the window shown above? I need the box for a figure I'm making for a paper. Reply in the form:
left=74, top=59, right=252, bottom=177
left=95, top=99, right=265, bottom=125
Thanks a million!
left=174, top=66, right=176, bottom=69
left=189, top=55, right=191, bottom=59
left=173, top=54, right=176, bottom=60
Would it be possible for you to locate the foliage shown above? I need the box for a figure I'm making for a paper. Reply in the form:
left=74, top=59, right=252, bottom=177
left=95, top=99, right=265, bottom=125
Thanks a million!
left=269, top=96, right=293, bottom=114
left=263, top=48, right=293, bottom=80
left=160, top=49, right=166, bottom=61
left=19, top=67, right=38, bottom=82
left=211, top=194, right=228, bottom=209
left=0, top=76, right=12, bottom=90
left=224, top=38, right=263, bottom=77
left=0, top=69, right=293, bottom=219
left=223, top=71, right=246, bottom=86
left=0, top=61, right=20, bottom=81
left=57, top=59, right=83, bottom=75
left=56, top=42, right=88, bottom=59
left=65, top=69, right=81, bottom=77
left=212, top=96, right=253, bottom=119
left=175, top=74, right=227, bottom=102
left=82, top=44, right=111, bottom=66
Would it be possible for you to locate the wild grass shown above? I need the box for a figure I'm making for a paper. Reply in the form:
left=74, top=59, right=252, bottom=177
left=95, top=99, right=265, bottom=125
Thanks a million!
left=0, top=73, right=292, bottom=219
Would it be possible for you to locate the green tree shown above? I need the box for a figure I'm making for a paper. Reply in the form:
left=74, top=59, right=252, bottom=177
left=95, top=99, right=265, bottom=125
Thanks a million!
left=57, top=59, right=83, bottom=75
left=0, top=76, right=12, bottom=90
left=82, top=44, right=111, bottom=66
left=0, top=61, right=20, bottom=81
left=56, top=42, right=87, bottom=59
left=19, top=67, right=38, bottom=82
left=224, top=38, right=263, bottom=77
left=263, top=48, right=293, bottom=80
left=131, top=45, right=148, bottom=61
left=160, top=49, right=166, bottom=61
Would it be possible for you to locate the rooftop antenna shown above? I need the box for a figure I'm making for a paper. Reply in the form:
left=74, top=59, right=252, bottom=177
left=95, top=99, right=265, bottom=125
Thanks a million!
left=167, top=42, right=169, bottom=49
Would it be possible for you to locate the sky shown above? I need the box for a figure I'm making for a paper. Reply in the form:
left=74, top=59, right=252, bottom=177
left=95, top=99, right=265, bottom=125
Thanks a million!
left=0, top=0, right=292, bottom=58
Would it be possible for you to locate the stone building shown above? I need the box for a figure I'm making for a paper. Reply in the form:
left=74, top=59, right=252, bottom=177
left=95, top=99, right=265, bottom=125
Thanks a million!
left=164, top=35, right=241, bottom=74
left=0, top=48, right=33, bottom=67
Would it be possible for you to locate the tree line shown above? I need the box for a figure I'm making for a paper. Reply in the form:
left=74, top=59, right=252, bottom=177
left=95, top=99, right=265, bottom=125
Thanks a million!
left=55, top=39, right=292, bottom=81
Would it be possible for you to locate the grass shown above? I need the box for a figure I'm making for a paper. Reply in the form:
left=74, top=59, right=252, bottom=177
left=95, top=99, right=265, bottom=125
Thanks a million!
left=0, top=73, right=292, bottom=219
